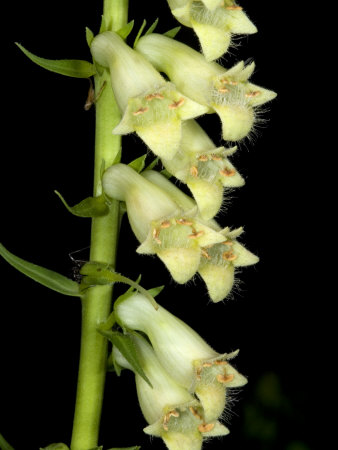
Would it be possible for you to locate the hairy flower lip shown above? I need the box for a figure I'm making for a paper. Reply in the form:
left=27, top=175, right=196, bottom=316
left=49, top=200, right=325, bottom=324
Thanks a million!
left=167, top=0, right=257, bottom=61
left=91, top=31, right=208, bottom=160
left=135, top=34, right=276, bottom=141
left=160, top=119, right=245, bottom=220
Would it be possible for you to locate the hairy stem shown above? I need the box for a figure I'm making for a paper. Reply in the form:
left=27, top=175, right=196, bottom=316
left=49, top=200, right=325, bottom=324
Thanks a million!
left=70, top=2, right=128, bottom=449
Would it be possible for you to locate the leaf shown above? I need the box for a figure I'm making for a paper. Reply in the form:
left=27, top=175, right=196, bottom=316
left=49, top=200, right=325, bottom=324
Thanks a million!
left=54, top=191, right=109, bottom=217
left=86, top=27, right=94, bottom=47
left=163, top=26, right=181, bottom=39
left=0, top=243, right=81, bottom=297
left=80, top=263, right=158, bottom=309
left=133, top=19, right=147, bottom=48
left=145, top=18, right=159, bottom=36
left=15, top=43, right=96, bottom=78
left=147, top=285, right=164, bottom=298
left=117, top=20, right=135, bottom=40
left=100, top=15, right=109, bottom=33
left=128, top=154, right=147, bottom=173
left=99, top=330, right=152, bottom=387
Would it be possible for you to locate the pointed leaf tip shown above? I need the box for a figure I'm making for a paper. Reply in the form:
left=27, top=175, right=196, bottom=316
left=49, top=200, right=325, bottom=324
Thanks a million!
left=54, top=191, right=109, bottom=217
left=15, top=43, right=96, bottom=78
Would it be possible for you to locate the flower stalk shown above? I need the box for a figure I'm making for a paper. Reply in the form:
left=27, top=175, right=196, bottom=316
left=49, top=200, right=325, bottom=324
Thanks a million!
left=70, top=2, right=128, bottom=450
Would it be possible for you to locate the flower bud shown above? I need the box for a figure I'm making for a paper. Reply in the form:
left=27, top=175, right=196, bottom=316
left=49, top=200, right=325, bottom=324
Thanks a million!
left=115, top=293, right=247, bottom=421
left=91, top=31, right=208, bottom=159
left=167, top=1, right=257, bottom=61
left=113, top=334, right=228, bottom=449
left=135, top=34, right=276, bottom=141
left=103, top=164, right=226, bottom=283
left=162, top=119, right=244, bottom=220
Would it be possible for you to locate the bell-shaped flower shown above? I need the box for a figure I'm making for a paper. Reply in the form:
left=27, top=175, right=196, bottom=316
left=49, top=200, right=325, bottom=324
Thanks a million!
left=113, top=334, right=229, bottom=449
left=115, top=293, right=247, bottom=422
left=90, top=31, right=208, bottom=160
left=135, top=33, right=276, bottom=141
left=102, top=164, right=226, bottom=283
left=141, top=171, right=259, bottom=302
left=162, top=119, right=244, bottom=220
left=167, top=0, right=257, bottom=61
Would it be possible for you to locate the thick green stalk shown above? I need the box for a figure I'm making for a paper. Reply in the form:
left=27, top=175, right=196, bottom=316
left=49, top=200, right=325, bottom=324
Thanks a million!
left=70, top=2, right=128, bottom=449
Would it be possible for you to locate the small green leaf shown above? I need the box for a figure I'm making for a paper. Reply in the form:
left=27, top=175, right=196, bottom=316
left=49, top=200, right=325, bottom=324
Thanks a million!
left=145, top=18, right=159, bottom=36
left=54, top=191, right=109, bottom=217
left=99, top=330, right=152, bottom=387
left=163, top=26, right=181, bottom=39
left=128, top=154, right=147, bottom=173
left=126, top=274, right=142, bottom=293
left=0, top=243, right=81, bottom=297
left=16, top=43, right=96, bottom=78
left=147, top=285, right=164, bottom=298
left=116, top=20, right=135, bottom=40
left=133, top=19, right=147, bottom=48
left=86, top=27, right=94, bottom=47
left=80, top=263, right=158, bottom=309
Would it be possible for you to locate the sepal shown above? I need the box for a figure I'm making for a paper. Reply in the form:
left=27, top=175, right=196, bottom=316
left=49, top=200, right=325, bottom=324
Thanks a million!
left=99, top=330, right=152, bottom=387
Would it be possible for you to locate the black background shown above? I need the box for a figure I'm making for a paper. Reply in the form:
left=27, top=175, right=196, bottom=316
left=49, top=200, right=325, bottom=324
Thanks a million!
left=1, top=1, right=317, bottom=450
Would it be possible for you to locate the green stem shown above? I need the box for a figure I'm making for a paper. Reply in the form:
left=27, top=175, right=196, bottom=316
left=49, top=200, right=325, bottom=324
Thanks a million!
left=70, top=2, right=128, bottom=449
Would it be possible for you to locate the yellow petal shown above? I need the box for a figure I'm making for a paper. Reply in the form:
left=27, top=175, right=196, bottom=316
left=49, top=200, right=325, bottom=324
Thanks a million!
left=213, top=103, right=254, bottom=141
left=192, top=20, right=231, bottom=61
left=198, top=263, right=235, bottom=302
left=158, top=248, right=201, bottom=283
left=136, top=118, right=182, bottom=160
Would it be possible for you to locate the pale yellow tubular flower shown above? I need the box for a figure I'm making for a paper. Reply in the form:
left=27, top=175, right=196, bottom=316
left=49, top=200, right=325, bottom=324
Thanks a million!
left=135, top=33, right=276, bottom=142
left=115, top=293, right=247, bottom=423
left=141, top=171, right=258, bottom=302
left=167, top=0, right=257, bottom=61
left=112, top=335, right=207, bottom=450
left=91, top=31, right=208, bottom=160
left=102, top=164, right=225, bottom=284
left=162, top=119, right=244, bottom=220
